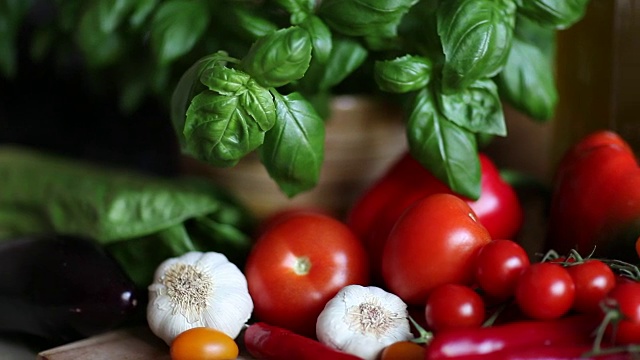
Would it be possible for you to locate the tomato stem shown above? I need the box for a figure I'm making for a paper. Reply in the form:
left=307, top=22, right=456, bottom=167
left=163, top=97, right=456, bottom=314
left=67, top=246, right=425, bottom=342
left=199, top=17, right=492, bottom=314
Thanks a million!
left=294, top=256, right=312, bottom=275
left=408, top=316, right=433, bottom=345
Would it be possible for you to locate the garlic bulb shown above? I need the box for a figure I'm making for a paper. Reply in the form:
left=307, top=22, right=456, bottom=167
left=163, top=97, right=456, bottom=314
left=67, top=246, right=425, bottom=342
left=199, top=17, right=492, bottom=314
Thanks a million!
left=147, top=251, right=253, bottom=345
left=316, top=284, right=413, bottom=360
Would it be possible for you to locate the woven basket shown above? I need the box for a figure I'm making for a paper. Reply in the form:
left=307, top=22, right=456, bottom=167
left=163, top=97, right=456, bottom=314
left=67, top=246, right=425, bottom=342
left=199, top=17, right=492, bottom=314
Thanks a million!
left=181, top=95, right=408, bottom=220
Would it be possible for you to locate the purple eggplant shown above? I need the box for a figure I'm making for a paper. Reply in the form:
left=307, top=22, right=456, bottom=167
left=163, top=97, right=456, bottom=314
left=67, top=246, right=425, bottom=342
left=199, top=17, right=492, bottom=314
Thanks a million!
left=0, top=234, right=139, bottom=345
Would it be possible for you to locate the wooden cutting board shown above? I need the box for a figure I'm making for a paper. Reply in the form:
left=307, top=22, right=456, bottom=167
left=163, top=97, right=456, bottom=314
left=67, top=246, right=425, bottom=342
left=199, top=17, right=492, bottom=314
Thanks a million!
left=37, top=327, right=255, bottom=360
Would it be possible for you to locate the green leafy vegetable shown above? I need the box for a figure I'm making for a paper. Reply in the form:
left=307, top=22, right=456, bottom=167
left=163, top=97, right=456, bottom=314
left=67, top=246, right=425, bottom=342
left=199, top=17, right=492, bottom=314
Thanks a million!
left=375, top=55, right=433, bottom=93
left=438, top=0, right=516, bottom=92
left=0, top=146, right=255, bottom=287
left=516, top=0, right=590, bottom=29
left=259, top=91, right=325, bottom=197
left=0, top=0, right=33, bottom=77
left=406, top=87, right=481, bottom=199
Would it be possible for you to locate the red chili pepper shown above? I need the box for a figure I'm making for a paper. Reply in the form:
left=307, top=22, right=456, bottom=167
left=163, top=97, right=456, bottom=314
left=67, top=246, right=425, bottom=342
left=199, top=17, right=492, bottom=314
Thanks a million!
left=546, top=130, right=640, bottom=262
left=425, top=314, right=600, bottom=359
left=243, top=322, right=363, bottom=360
left=439, top=344, right=633, bottom=360
left=347, top=152, right=523, bottom=283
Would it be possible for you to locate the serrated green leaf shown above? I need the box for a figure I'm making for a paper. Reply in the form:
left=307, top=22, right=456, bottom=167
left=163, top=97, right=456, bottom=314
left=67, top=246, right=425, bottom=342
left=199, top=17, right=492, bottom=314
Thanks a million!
left=516, top=0, right=590, bottom=30
left=150, top=0, right=209, bottom=65
left=438, top=78, right=506, bottom=136
left=438, top=0, right=516, bottom=92
left=299, top=15, right=333, bottom=64
left=318, top=0, right=419, bottom=38
left=406, top=87, right=481, bottom=199
left=183, top=91, right=265, bottom=167
left=375, top=55, right=432, bottom=93
left=201, top=65, right=252, bottom=95
left=241, top=27, right=312, bottom=88
left=241, top=80, right=276, bottom=131
left=258, top=91, right=325, bottom=197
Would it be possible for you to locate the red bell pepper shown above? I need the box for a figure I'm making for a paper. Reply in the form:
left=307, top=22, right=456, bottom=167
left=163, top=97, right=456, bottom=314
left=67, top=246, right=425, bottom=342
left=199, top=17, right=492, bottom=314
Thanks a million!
left=425, top=314, right=600, bottom=359
left=243, top=322, right=363, bottom=360
left=546, top=130, right=640, bottom=262
left=347, top=152, right=523, bottom=283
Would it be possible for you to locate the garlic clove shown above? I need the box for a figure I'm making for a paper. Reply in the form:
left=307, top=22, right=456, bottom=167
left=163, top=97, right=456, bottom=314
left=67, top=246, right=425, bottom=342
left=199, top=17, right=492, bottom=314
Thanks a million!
left=147, top=251, right=253, bottom=345
left=316, top=284, right=413, bottom=360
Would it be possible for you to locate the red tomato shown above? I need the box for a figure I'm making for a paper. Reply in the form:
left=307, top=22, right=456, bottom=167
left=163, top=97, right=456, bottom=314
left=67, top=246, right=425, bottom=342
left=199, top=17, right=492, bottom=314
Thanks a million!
left=381, top=193, right=492, bottom=305
left=244, top=212, right=369, bottom=338
left=424, top=284, right=485, bottom=333
left=348, top=153, right=522, bottom=285
left=475, top=239, right=530, bottom=301
left=514, top=262, right=576, bottom=320
left=602, top=282, right=640, bottom=345
left=566, top=259, right=616, bottom=313
left=380, top=341, right=425, bottom=360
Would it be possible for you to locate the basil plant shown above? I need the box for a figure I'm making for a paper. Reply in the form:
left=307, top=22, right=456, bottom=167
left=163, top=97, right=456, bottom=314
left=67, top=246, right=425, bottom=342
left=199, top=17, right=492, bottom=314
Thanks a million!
left=114, top=0, right=586, bottom=199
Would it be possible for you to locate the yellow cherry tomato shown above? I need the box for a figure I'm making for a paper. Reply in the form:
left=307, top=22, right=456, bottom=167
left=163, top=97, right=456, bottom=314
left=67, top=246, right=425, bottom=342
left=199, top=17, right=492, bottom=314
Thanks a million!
left=170, top=327, right=239, bottom=360
left=379, top=340, right=425, bottom=360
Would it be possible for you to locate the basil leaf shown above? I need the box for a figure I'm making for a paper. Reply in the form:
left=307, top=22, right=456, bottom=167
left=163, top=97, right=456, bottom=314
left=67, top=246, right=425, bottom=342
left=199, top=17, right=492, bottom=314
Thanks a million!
left=184, top=91, right=266, bottom=167
left=97, top=0, right=133, bottom=32
left=438, top=0, right=516, bottom=92
left=240, top=80, right=277, bottom=132
left=171, top=52, right=233, bottom=149
left=406, top=87, right=480, bottom=199
left=200, top=65, right=252, bottom=95
left=318, top=0, right=419, bottom=38
left=259, top=91, right=325, bottom=197
left=299, top=15, right=333, bottom=64
left=129, top=0, right=159, bottom=28
left=230, top=5, right=278, bottom=41
left=319, top=36, right=369, bottom=90
left=274, top=0, right=315, bottom=14
left=495, top=22, right=558, bottom=121
left=150, top=0, right=209, bottom=65
left=439, top=78, right=506, bottom=136
left=0, top=0, right=33, bottom=77
left=241, top=27, right=312, bottom=88
left=517, top=0, right=589, bottom=29
left=76, top=3, right=124, bottom=68
left=375, top=55, right=433, bottom=93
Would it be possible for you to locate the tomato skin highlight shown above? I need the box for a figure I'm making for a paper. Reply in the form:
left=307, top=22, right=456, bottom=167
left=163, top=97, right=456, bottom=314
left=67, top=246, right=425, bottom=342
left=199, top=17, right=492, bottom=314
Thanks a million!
left=474, top=239, right=530, bottom=301
left=514, top=262, right=576, bottom=320
left=244, top=212, right=369, bottom=337
left=170, top=327, right=239, bottom=360
left=425, top=284, right=485, bottom=333
left=566, top=259, right=616, bottom=313
left=381, top=193, right=492, bottom=305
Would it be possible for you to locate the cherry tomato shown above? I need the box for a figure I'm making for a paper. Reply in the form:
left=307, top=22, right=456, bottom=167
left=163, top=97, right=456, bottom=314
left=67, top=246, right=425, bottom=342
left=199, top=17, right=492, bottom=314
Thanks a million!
left=424, top=283, right=485, bottom=333
left=602, top=282, right=640, bottom=345
left=635, top=235, right=640, bottom=260
left=379, top=340, right=425, bottom=360
left=170, top=327, right=239, bottom=360
left=514, top=262, right=575, bottom=320
left=244, top=212, right=369, bottom=337
left=565, top=259, right=616, bottom=313
left=382, top=193, right=492, bottom=305
left=474, top=239, right=530, bottom=301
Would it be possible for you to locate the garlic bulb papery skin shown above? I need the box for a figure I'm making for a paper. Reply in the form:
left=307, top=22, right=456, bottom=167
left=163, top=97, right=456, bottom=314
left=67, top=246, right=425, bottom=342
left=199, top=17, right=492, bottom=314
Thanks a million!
left=316, top=284, right=413, bottom=360
left=147, top=251, right=253, bottom=345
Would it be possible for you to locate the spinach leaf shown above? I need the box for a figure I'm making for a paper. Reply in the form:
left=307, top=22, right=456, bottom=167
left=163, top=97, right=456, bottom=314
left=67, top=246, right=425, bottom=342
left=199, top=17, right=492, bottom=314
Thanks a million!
left=495, top=17, right=558, bottom=121
left=184, top=91, right=266, bottom=167
left=516, top=0, right=590, bottom=30
left=241, top=26, right=313, bottom=88
left=150, top=0, right=209, bottom=65
left=438, top=78, right=506, bottom=136
left=375, top=55, right=433, bottom=93
left=437, top=0, right=516, bottom=92
left=0, top=147, right=255, bottom=288
left=406, top=87, right=481, bottom=199
left=258, top=91, right=325, bottom=197
left=318, top=0, right=419, bottom=39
